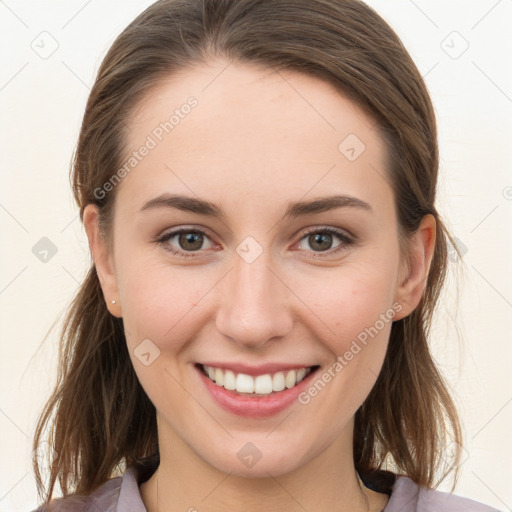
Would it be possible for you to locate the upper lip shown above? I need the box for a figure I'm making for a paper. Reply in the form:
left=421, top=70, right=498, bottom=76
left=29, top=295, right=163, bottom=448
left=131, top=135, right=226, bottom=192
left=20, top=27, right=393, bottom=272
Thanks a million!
left=197, top=362, right=318, bottom=376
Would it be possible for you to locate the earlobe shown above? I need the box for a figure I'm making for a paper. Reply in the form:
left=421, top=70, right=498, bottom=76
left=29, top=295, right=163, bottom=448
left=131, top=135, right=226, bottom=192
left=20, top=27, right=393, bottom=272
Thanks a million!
left=393, top=214, right=436, bottom=321
left=82, top=204, right=122, bottom=318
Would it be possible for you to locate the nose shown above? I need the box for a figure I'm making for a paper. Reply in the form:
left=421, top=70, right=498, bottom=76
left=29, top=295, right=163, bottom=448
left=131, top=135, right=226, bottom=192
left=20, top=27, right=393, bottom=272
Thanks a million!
left=215, top=248, right=294, bottom=350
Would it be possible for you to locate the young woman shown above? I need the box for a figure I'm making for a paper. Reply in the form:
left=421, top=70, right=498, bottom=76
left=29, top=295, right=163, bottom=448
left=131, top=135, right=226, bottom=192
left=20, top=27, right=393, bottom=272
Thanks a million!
left=31, top=0, right=500, bottom=511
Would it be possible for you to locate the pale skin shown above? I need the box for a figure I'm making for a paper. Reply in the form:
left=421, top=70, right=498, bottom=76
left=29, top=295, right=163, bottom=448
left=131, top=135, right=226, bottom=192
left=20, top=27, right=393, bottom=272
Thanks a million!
left=83, top=58, right=436, bottom=512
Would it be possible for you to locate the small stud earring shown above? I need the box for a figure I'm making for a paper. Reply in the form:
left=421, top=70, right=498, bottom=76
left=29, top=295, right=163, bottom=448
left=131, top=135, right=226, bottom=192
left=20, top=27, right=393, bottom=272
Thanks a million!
left=112, top=300, right=116, bottom=304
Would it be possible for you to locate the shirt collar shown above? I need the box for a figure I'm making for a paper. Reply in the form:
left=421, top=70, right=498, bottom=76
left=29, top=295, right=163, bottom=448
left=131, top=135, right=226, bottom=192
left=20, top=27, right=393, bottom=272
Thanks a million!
left=116, top=465, right=150, bottom=511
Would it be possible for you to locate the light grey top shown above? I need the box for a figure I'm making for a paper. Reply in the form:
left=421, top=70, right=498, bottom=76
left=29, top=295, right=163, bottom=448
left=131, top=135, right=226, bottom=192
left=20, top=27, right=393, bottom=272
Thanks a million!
left=32, top=465, right=501, bottom=511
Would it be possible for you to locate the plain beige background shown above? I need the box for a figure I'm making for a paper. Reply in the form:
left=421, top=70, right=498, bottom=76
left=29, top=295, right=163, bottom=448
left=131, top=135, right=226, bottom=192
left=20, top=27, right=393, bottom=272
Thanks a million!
left=1, top=1, right=511, bottom=511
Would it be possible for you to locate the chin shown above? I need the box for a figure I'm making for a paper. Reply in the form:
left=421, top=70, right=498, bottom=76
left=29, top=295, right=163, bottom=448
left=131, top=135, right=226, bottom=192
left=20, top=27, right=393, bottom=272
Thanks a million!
left=210, top=451, right=304, bottom=479
left=194, top=433, right=319, bottom=479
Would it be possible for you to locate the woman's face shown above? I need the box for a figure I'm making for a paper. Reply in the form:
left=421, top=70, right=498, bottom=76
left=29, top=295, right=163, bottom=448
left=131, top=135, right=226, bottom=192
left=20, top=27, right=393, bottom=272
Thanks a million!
left=86, top=58, right=431, bottom=477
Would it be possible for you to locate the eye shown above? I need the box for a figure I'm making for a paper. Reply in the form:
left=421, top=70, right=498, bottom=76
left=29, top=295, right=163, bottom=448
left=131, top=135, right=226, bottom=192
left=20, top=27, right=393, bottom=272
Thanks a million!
left=296, top=227, right=354, bottom=257
left=155, top=226, right=355, bottom=259
left=156, top=228, right=215, bottom=258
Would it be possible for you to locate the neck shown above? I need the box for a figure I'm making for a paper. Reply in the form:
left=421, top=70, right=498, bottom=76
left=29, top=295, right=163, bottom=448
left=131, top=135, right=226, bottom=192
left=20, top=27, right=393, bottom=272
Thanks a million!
left=140, top=418, right=387, bottom=512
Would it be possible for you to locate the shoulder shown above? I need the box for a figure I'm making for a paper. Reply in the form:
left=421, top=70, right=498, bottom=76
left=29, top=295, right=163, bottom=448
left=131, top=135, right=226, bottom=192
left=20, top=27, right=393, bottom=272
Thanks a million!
left=29, top=466, right=145, bottom=512
left=384, top=475, right=502, bottom=512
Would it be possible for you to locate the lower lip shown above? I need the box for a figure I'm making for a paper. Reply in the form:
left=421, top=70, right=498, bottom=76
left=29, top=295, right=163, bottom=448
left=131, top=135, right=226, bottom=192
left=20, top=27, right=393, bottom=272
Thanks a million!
left=196, top=365, right=318, bottom=418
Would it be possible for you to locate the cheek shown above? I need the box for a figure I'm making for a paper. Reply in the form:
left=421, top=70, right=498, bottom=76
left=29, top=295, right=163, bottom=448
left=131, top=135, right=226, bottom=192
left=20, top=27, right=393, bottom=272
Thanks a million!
left=295, top=267, right=396, bottom=428
left=118, top=258, right=206, bottom=410
left=300, top=260, right=399, bottom=349
left=117, top=254, right=209, bottom=348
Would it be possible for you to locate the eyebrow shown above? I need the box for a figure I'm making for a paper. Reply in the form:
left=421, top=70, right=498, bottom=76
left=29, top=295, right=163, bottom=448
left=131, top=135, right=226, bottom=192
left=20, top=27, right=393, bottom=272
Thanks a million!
left=139, top=193, right=373, bottom=220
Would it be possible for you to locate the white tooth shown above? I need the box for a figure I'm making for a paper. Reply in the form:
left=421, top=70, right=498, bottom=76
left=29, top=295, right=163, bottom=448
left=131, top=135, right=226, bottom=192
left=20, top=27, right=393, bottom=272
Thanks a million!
left=223, top=370, right=236, bottom=390
left=296, top=368, right=306, bottom=383
left=254, top=374, right=273, bottom=394
left=285, top=370, right=297, bottom=389
left=272, top=371, right=285, bottom=392
left=235, top=373, right=254, bottom=393
left=214, top=367, right=224, bottom=386
left=205, top=366, right=309, bottom=394
left=206, top=365, right=216, bottom=380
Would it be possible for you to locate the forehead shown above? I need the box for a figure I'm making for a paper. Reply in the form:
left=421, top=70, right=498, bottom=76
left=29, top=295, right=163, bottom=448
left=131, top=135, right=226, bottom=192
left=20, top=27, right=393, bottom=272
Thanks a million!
left=118, top=58, right=391, bottom=215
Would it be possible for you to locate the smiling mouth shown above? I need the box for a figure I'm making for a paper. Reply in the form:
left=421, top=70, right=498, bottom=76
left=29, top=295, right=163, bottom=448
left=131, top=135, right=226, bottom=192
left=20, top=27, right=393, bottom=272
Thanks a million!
left=196, top=363, right=320, bottom=397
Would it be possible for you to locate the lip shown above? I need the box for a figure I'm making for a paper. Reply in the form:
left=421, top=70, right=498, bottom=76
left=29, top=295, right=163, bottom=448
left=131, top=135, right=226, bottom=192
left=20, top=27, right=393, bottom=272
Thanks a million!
left=198, top=361, right=316, bottom=376
left=195, top=363, right=320, bottom=418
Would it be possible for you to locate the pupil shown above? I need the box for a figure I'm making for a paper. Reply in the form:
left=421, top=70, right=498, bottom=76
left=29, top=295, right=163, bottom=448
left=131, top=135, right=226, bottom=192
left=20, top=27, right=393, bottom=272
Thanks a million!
left=311, top=233, right=332, bottom=251
left=180, top=232, right=202, bottom=251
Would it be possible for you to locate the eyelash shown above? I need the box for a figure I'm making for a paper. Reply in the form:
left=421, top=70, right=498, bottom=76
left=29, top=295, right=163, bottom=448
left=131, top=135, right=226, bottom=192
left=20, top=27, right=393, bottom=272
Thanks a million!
left=155, top=226, right=355, bottom=259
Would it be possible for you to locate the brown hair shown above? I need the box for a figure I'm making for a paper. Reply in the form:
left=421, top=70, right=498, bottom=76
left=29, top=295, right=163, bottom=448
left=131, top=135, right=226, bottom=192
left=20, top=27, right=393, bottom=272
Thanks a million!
left=33, top=0, right=464, bottom=505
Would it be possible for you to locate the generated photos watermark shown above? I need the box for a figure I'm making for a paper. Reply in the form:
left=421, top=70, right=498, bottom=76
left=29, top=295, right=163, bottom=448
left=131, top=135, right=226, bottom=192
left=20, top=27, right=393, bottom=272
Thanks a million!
left=94, top=96, right=198, bottom=201
left=298, top=301, right=403, bottom=405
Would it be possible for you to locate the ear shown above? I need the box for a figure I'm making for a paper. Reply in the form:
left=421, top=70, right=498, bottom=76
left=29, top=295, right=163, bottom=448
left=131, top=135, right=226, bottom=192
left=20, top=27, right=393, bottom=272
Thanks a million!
left=393, top=214, right=436, bottom=321
left=82, top=204, right=122, bottom=318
